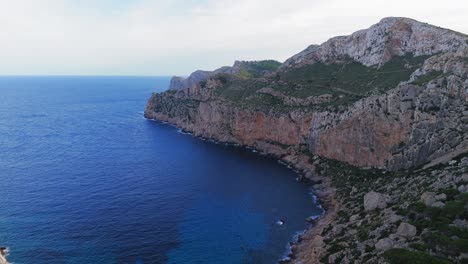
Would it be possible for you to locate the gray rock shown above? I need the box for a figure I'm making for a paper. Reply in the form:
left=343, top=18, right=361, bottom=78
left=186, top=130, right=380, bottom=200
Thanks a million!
left=462, top=174, right=468, bottom=182
left=396, top=223, right=417, bottom=238
left=453, top=219, right=468, bottom=229
left=458, top=185, right=468, bottom=193
left=375, top=238, right=394, bottom=251
left=388, top=213, right=402, bottom=224
left=432, top=201, right=445, bottom=208
left=421, top=192, right=437, bottom=206
left=350, top=214, right=360, bottom=222
left=364, top=191, right=391, bottom=211
left=435, top=193, right=447, bottom=201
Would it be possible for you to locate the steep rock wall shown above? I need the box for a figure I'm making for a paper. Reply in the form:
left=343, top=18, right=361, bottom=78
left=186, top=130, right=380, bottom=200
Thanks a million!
left=145, top=95, right=313, bottom=156
left=308, top=49, right=468, bottom=169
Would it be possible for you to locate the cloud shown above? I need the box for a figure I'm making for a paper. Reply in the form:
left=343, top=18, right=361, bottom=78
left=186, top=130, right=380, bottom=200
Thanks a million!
left=0, top=0, right=467, bottom=75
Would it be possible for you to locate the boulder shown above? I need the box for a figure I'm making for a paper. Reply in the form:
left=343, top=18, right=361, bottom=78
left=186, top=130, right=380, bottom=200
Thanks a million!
left=364, top=191, right=391, bottom=211
left=462, top=174, right=468, bottom=182
left=421, top=192, right=437, bottom=206
left=396, top=223, right=417, bottom=238
left=375, top=238, right=394, bottom=251
left=458, top=185, right=468, bottom=193
left=435, top=193, right=447, bottom=201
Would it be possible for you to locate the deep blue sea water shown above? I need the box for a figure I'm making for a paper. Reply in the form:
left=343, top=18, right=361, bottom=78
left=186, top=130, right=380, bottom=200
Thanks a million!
left=0, top=77, right=322, bottom=264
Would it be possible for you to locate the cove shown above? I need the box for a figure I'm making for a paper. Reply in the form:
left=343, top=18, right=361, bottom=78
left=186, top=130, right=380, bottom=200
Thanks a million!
left=0, top=76, right=322, bottom=264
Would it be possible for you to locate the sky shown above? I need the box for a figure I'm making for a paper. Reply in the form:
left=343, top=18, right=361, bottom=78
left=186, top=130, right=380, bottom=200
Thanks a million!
left=0, top=0, right=467, bottom=76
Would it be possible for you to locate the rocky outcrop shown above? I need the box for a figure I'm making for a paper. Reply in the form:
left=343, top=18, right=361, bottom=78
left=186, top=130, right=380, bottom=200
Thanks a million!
left=168, top=66, right=233, bottom=90
left=281, top=17, right=467, bottom=69
left=168, top=60, right=281, bottom=90
left=0, top=247, right=8, bottom=264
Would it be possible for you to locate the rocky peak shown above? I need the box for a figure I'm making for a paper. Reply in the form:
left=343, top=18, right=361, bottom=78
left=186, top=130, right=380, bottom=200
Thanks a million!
left=168, top=60, right=281, bottom=90
left=168, top=66, right=234, bottom=90
left=281, top=17, right=467, bottom=69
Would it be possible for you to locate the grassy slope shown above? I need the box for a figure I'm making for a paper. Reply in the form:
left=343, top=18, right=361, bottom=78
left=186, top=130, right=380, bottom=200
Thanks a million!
left=211, top=54, right=429, bottom=111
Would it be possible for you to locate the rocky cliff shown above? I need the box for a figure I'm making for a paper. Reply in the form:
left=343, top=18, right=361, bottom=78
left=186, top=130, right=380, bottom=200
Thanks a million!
left=145, top=17, right=468, bottom=263
left=281, top=17, right=467, bottom=69
left=145, top=17, right=468, bottom=171
left=309, top=46, right=468, bottom=170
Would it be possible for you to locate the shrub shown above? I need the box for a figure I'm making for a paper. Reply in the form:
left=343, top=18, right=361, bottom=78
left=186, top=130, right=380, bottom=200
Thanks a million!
left=412, top=71, right=443, bottom=85
left=383, top=248, right=451, bottom=264
left=441, top=201, right=465, bottom=219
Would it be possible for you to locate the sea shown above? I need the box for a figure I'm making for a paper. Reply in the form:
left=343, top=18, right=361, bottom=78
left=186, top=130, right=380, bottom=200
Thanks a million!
left=0, top=76, right=322, bottom=264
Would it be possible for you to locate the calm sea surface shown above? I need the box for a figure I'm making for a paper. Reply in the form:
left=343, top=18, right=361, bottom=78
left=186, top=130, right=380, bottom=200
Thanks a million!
left=0, top=76, right=322, bottom=264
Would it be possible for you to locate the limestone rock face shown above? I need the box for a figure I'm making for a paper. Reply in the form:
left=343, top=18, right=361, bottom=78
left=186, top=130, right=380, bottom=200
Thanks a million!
left=308, top=47, right=467, bottom=169
left=396, top=222, right=417, bottom=238
left=281, top=17, right=466, bottom=69
left=364, top=191, right=391, bottom=211
left=144, top=93, right=313, bottom=155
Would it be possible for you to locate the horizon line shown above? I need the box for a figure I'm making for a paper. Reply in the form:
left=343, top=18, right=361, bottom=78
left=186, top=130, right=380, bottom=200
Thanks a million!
left=0, top=74, right=175, bottom=78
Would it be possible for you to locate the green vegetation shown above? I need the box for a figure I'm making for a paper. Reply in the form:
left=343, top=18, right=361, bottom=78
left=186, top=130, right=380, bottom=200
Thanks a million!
left=274, top=54, right=428, bottom=99
left=210, top=54, right=429, bottom=111
left=411, top=71, right=443, bottom=85
left=248, top=60, right=282, bottom=73
left=235, top=60, right=282, bottom=79
left=398, top=187, right=468, bottom=258
left=309, top=152, right=467, bottom=263
left=383, top=248, right=451, bottom=264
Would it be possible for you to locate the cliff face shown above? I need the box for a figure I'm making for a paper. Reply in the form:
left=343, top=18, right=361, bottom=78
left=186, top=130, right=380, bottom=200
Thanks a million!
left=281, top=17, right=467, bottom=69
left=145, top=93, right=313, bottom=157
left=309, top=47, right=468, bottom=169
left=145, top=17, right=468, bottom=171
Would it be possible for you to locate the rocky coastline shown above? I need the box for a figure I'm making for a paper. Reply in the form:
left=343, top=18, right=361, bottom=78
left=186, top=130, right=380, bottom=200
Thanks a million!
left=0, top=247, right=8, bottom=264
left=145, top=17, right=467, bottom=263
left=147, top=118, right=337, bottom=263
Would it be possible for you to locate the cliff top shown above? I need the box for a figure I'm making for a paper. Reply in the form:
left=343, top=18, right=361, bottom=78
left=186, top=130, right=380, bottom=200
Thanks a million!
left=167, top=17, right=467, bottom=91
left=281, top=16, right=467, bottom=69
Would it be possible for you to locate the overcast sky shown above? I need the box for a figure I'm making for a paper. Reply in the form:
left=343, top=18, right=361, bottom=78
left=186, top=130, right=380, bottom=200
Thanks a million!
left=1, top=0, right=467, bottom=76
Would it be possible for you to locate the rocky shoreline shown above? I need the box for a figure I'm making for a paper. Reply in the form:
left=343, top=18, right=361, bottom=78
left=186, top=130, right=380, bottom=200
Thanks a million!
left=0, top=247, right=8, bottom=264
left=147, top=117, right=337, bottom=263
